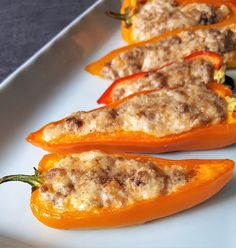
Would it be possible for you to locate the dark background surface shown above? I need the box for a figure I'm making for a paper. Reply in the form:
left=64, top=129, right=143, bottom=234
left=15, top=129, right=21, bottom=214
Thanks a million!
left=0, top=0, right=97, bottom=83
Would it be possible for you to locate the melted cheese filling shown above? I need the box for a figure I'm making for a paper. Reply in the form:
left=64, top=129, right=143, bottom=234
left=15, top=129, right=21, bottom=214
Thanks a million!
left=40, top=151, right=193, bottom=211
left=102, top=28, right=236, bottom=80
left=133, top=0, right=231, bottom=41
left=111, top=58, right=215, bottom=102
left=43, top=83, right=227, bottom=142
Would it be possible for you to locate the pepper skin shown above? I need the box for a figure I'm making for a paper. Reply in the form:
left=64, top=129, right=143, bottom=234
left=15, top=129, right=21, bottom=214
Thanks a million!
left=109, top=0, right=236, bottom=44
left=97, top=51, right=224, bottom=105
left=86, top=3, right=236, bottom=79
left=26, top=83, right=236, bottom=154
left=0, top=152, right=234, bottom=229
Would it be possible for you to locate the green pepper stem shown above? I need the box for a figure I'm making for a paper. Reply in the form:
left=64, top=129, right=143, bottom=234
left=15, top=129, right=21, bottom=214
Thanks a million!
left=106, top=11, right=129, bottom=21
left=106, top=8, right=133, bottom=28
left=0, top=168, right=42, bottom=189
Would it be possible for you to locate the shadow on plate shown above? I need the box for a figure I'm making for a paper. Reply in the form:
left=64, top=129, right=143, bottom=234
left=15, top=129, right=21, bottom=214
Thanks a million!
left=68, top=174, right=236, bottom=232
left=0, top=0, right=121, bottom=155
left=0, top=234, right=43, bottom=248
left=141, top=174, right=236, bottom=227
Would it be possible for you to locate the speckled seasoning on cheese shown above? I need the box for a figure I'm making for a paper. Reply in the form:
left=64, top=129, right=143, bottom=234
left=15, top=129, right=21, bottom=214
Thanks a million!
left=43, top=83, right=226, bottom=142
left=111, top=58, right=215, bottom=102
left=39, top=151, right=193, bottom=211
left=132, top=0, right=231, bottom=41
left=102, top=28, right=236, bottom=79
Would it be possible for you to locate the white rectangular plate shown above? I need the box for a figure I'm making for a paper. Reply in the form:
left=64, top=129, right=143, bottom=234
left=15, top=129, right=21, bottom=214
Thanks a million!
left=0, top=1, right=236, bottom=247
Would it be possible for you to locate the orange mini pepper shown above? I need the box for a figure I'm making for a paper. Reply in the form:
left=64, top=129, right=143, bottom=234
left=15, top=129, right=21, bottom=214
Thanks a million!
left=86, top=1, right=236, bottom=79
left=97, top=51, right=224, bottom=105
left=26, top=83, right=236, bottom=154
left=108, top=0, right=236, bottom=44
left=0, top=152, right=234, bottom=229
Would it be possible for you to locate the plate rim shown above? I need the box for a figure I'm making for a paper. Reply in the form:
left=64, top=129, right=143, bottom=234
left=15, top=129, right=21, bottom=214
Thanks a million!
left=0, top=0, right=103, bottom=91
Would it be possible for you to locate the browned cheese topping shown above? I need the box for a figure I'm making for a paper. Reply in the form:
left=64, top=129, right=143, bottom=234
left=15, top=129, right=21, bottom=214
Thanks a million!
left=43, top=83, right=226, bottom=142
left=133, top=0, right=231, bottom=41
left=111, top=58, right=215, bottom=102
left=102, top=28, right=236, bottom=79
left=40, top=151, right=193, bottom=211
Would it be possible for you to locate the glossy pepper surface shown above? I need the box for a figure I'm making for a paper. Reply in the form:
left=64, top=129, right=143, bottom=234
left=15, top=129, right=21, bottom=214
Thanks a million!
left=0, top=152, right=234, bottom=229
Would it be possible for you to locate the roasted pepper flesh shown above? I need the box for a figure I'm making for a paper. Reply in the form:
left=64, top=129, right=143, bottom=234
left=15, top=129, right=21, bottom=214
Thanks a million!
left=86, top=24, right=236, bottom=79
left=27, top=83, right=236, bottom=154
left=114, top=0, right=236, bottom=44
left=0, top=151, right=234, bottom=229
left=98, top=51, right=224, bottom=104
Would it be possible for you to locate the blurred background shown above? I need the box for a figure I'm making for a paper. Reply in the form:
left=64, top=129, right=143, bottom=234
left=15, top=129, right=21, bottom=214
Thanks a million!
left=0, top=0, right=97, bottom=83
